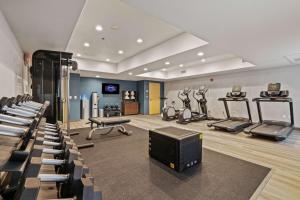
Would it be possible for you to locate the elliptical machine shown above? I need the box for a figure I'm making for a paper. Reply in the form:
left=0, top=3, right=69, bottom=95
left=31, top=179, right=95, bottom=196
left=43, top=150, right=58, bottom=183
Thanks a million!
left=177, top=87, right=209, bottom=124
left=161, top=97, right=178, bottom=121
left=192, top=87, right=209, bottom=120
left=176, top=88, right=192, bottom=124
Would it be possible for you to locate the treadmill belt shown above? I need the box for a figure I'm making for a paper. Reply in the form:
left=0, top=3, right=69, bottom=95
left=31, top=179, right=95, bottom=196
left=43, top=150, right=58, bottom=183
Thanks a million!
left=214, top=120, right=250, bottom=131
left=251, top=124, right=293, bottom=137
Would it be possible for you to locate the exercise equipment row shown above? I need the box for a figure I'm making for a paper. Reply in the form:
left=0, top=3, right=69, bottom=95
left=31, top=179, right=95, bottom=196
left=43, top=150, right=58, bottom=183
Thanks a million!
left=162, top=83, right=293, bottom=141
left=0, top=94, right=100, bottom=200
left=162, top=87, right=213, bottom=124
left=206, top=83, right=294, bottom=141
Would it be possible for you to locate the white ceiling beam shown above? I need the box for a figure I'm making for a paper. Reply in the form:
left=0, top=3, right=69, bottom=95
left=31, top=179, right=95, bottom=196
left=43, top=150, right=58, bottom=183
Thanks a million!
left=117, top=32, right=208, bottom=73
left=76, top=58, right=117, bottom=73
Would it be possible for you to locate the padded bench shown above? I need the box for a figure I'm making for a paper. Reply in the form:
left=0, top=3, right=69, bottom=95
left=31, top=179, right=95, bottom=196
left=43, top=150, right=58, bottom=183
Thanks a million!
left=87, top=117, right=131, bottom=140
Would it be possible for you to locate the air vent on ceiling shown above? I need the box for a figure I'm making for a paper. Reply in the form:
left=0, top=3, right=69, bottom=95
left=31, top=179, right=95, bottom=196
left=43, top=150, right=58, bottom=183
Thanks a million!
left=284, top=53, right=300, bottom=64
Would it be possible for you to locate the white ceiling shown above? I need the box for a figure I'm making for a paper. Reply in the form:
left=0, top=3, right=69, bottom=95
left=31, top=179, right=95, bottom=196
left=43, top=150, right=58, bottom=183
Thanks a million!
left=1, top=0, right=299, bottom=81
left=123, top=0, right=300, bottom=69
left=67, top=0, right=182, bottom=63
left=0, top=0, right=85, bottom=53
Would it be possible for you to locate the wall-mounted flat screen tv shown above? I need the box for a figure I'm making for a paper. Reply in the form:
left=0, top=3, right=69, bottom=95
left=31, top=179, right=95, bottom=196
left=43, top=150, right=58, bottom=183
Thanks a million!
left=102, top=83, right=120, bottom=94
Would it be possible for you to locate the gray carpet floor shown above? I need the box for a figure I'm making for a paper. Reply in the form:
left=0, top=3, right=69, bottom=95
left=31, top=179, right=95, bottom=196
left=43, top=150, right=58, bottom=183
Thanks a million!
left=72, top=125, right=270, bottom=200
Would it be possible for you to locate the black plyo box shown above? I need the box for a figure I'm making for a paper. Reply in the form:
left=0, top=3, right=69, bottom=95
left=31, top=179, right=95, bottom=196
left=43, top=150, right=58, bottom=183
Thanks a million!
left=149, top=126, right=202, bottom=172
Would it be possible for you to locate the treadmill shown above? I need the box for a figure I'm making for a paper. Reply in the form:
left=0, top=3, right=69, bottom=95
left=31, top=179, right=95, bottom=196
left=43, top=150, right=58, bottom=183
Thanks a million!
left=207, top=86, right=252, bottom=132
left=244, top=83, right=294, bottom=141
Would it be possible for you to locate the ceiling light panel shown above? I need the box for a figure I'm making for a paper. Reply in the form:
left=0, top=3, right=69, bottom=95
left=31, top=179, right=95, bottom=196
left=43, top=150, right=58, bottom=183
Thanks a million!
left=137, top=38, right=143, bottom=43
left=197, top=51, right=204, bottom=56
left=95, top=25, right=103, bottom=32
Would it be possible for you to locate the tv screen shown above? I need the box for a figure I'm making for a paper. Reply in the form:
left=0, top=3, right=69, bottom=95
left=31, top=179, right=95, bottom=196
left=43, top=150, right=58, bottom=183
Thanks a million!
left=102, top=83, right=120, bottom=94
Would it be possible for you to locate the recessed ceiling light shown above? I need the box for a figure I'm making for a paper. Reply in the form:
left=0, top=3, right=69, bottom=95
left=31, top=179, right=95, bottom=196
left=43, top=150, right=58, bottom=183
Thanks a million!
left=128, top=72, right=133, bottom=75
left=162, top=68, right=167, bottom=71
left=95, top=25, right=103, bottom=32
left=106, top=58, right=110, bottom=62
left=164, top=61, right=170, bottom=65
left=179, top=64, right=184, bottom=67
left=76, top=53, right=81, bottom=57
left=201, top=58, right=206, bottom=63
left=84, top=42, right=90, bottom=47
left=96, top=75, right=100, bottom=78
left=118, top=50, right=124, bottom=55
left=137, top=38, right=143, bottom=43
left=197, top=51, right=204, bottom=56
left=144, top=68, right=148, bottom=71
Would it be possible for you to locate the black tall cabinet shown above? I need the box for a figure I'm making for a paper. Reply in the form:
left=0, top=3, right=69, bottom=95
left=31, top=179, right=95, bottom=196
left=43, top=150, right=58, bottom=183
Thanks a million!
left=31, top=50, right=73, bottom=123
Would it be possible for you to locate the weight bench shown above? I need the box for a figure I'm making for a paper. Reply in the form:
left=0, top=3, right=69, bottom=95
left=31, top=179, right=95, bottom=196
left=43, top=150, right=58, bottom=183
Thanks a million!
left=86, top=117, right=131, bottom=140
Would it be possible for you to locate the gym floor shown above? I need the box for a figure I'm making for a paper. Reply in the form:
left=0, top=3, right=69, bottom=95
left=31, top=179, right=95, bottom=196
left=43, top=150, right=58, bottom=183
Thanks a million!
left=70, top=115, right=300, bottom=200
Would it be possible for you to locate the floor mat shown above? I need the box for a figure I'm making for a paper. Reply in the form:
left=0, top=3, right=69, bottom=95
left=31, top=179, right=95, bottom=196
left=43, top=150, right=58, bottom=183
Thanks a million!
left=72, top=125, right=271, bottom=200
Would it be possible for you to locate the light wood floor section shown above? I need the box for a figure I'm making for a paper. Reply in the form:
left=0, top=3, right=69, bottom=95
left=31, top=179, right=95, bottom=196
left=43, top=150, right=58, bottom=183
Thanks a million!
left=70, top=115, right=300, bottom=200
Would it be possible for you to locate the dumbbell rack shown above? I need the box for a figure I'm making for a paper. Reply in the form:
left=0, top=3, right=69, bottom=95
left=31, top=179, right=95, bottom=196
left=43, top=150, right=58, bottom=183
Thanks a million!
left=0, top=96, right=101, bottom=200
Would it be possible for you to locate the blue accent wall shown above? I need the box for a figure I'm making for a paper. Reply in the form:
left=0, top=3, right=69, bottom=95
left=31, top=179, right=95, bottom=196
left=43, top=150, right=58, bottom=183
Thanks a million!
left=160, top=82, right=165, bottom=111
left=138, top=81, right=149, bottom=115
left=69, top=74, right=164, bottom=120
left=69, top=73, right=81, bottom=121
left=80, top=77, right=137, bottom=113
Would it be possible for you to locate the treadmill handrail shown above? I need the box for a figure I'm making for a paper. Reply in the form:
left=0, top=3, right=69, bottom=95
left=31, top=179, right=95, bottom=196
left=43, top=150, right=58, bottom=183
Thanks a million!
left=253, top=97, right=292, bottom=102
left=218, top=97, right=249, bottom=102
left=254, top=97, right=294, bottom=126
left=218, top=96, right=252, bottom=122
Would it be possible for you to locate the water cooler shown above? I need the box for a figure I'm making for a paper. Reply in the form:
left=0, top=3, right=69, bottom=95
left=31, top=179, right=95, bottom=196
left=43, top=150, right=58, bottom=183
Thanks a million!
left=91, top=92, right=99, bottom=118
left=81, top=97, right=89, bottom=120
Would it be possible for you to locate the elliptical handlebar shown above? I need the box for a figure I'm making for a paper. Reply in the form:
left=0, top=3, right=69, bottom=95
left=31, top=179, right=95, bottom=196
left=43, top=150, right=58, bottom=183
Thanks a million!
left=193, top=88, right=208, bottom=102
left=178, top=88, right=191, bottom=101
left=178, top=88, right=192, bottom=110
left=177, top=91, right=185, bottom=101
left=184, top=88, right=191, bottom=95
left=200, top=88, right=208, bottom=94
left=193, top=90, right=200, bottom=102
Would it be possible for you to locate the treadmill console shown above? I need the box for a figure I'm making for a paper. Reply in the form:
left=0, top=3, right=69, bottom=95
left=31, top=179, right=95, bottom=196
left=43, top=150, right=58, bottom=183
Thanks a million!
left=260, top=83, right=289, bottom=98
left=226, top=85, right=246, bottom=98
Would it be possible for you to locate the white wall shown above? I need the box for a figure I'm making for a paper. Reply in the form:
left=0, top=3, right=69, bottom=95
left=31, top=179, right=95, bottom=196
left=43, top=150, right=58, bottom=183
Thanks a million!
left=0, top=11, right=23, bottom=97
left=165, top=65, right=300, bottom=127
